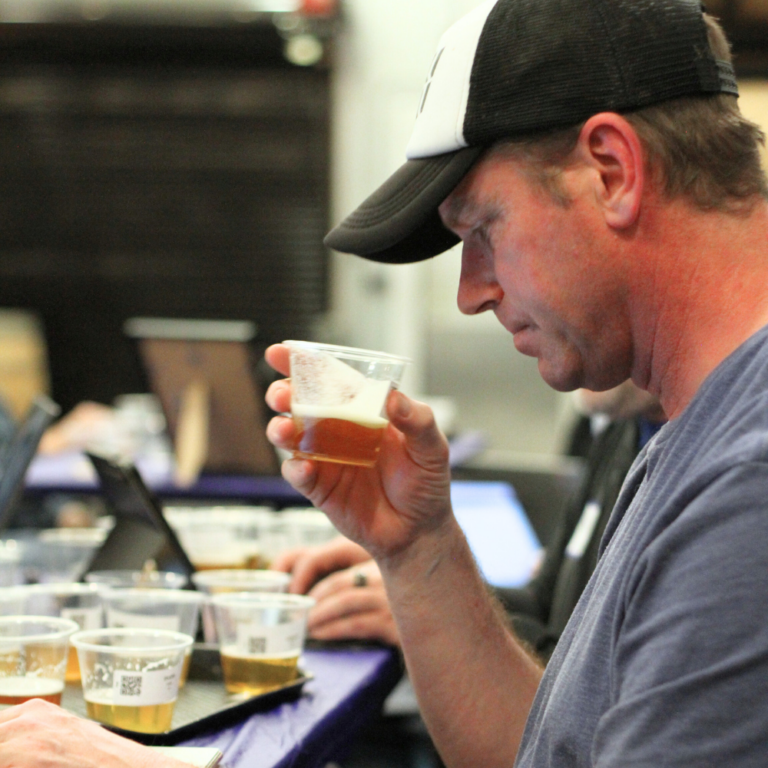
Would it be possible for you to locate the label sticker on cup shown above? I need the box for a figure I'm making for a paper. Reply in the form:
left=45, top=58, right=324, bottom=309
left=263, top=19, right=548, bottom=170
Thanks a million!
left=107, top=608, right=180, bottom=632
left=113, top=662, right=183, bottom=706
left=235, top=619, right=305, bottom=657
left=61, top=606, right=102, bottom=631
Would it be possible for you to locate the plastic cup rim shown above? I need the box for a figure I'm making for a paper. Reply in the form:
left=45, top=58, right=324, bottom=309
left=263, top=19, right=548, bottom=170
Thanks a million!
left=24, top=582, right=102, bottom=597
left=70, top=627, right=194, bottom=654
left=0, top=615, right=80, bottom=642
left=84, top=570, right=188, bottom=586
left=191, top=569, right=291, bottom=587
left=99, top=587, right=205, bottom=604
left=283, top=339, right=411, bottom=366
left=209, top=592, right=315, bottom=610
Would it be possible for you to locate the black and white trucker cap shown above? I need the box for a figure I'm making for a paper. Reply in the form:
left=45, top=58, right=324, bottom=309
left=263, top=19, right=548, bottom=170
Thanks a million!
left=324, top=0, right=738, bottom=264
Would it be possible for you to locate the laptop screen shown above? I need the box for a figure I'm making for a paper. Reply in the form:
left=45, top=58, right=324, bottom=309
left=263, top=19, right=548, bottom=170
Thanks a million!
left=451, top=480, right=542, bottom=589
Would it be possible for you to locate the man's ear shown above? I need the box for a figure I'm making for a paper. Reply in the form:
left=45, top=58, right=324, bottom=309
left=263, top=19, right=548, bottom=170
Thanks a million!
left=577, top=113, right=644, bottom=229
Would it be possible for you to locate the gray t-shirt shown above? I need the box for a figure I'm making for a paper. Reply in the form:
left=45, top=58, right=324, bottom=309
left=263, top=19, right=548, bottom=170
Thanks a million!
left=516, top=325, right=768, bottom=767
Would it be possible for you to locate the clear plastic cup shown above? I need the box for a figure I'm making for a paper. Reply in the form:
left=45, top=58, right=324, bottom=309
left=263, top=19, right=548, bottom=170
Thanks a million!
left=0, top=543, right=20, bottom=587
left=210, top=593, right=314, bottom=696
left=99, top=589, right=204, bottom=687
left=192, top=569, right=291, bottom=644
left=163, top=506, right=271, bottom=570
left=22, top=583, right=103, bottom=682
left=0, top=616, right=79, bottom=705
left=9, top=529, right=105, bottom=584
left=0, top=586, right=27, bottom=615
left=85, top=570, right=188, bottom=590
left=284, top=340, right=409, bottom=467
left=72, top=628, right=193, bottom=734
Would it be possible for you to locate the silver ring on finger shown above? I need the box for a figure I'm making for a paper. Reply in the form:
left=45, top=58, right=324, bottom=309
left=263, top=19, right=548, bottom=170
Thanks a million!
left=352, top=570, right=368, bottom=588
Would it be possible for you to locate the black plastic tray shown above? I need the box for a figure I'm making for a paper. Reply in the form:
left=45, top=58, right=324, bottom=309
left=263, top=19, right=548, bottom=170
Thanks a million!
left=61, top=644, right=313, bottom=746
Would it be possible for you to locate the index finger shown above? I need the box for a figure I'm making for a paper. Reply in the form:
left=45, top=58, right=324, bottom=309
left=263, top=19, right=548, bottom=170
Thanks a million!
left=265, top=344, right=290, bottom=377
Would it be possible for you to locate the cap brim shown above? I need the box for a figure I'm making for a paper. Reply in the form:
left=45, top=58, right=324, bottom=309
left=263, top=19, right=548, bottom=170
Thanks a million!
left=323, top=147, right=483, bottom=264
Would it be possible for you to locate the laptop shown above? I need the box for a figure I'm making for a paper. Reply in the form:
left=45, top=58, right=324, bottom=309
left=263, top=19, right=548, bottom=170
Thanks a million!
left=450, top=480, right=542, bottom=589
left=124, top=317, right=279, bottom=484
left=0, top=394, right=61, bottom=531
left=82, top=451, right=196, bottom=581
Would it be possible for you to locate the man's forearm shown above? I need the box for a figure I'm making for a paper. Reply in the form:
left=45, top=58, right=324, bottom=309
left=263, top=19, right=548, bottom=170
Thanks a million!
left=381, top=516, right=543, bottom=768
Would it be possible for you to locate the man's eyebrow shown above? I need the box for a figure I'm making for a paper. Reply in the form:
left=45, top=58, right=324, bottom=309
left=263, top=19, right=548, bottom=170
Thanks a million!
left=440, top=193, right=502, bottom=232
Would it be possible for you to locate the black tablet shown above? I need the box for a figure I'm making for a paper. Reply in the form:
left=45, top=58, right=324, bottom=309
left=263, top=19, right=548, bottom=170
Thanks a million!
left=82, top=451, right=196, bottom=581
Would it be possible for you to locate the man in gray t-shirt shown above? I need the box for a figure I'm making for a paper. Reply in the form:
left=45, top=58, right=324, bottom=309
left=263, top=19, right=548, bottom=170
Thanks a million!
left=262, top=1, right=768, bottom=760
left=519, top=326, right=768, bottom=766
left=4, top=1, right=768, bottom=767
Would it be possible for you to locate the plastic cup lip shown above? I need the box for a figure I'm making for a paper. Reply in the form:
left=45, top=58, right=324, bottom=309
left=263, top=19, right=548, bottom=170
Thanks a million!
left=84, top=570, right=188, bottom=589
left=70, top=627, right=194, bottom=654
left=283, top=339, right=411, bottom=366
left=209, top=592, right=315, bottom=611
left=0, top=586, right=29, bottom=598
left=23, top=582, right=102, bottom=597
left=191, top=569, right=291, bottom=591
left=99, top=587, right=205, bottom=605
left=0, top=615, right=80, bottom=642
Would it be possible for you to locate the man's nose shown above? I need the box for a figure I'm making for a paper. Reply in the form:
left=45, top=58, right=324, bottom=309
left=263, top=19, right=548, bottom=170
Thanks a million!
left=457, top=245, right=503, bottom=316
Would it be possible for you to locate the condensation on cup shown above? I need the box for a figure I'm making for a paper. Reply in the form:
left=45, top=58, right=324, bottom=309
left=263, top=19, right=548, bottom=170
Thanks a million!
left=284, top=341, right=410, bottom=468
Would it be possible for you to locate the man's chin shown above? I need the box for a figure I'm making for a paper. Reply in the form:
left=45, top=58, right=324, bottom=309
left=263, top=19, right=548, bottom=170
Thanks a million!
left=536, top=359, right=583, bottom=393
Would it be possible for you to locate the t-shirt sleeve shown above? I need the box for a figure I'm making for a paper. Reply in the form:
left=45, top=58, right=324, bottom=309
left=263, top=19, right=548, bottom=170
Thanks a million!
left=593, top=462, right=768, bottom=767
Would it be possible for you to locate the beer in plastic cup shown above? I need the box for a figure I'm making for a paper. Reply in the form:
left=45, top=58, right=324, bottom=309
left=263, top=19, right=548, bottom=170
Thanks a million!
left=72, top=628, right=193, bottom=734
left=284, top=341, right=410, bottom=467
left=192, top=569, right=291, bottom=644
left=22, top=583, right=103, bottom=682
left=100, top=589, right=203, bottom=687
left=210, top=593, right=314, bottom=696
left=0, top=616, right=78, bottom=705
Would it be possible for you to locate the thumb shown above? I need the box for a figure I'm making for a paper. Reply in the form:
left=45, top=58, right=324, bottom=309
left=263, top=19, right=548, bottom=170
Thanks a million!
left=387, top=391, right=450, bottom=470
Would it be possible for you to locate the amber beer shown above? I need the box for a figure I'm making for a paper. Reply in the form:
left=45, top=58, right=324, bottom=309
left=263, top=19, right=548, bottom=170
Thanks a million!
left=84, top=689, right=175, bottom=733
left=0, top=676, right=65, bottom=705
left=220, top=646, right=299, bottom=695
left=291, top=409, right=388, bottom=468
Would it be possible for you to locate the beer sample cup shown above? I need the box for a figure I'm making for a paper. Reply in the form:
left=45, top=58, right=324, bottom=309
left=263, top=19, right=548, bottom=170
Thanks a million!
left=0, top=616, right=78, bottom=706
left=210, top=593, right=314, bottom=696
left=72, top=628, right=193, bottom=734
left=100, top=589, right=203, bottom=687
left=192, top=569, right=291, bottom=644
left=23, top=583, right=104, bottom=682
left=284, top=341, right=410, bottom=468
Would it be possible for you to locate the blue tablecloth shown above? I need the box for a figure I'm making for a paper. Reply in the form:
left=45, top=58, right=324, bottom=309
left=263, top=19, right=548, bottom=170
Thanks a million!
left=179, top=645, right=402, bottom=768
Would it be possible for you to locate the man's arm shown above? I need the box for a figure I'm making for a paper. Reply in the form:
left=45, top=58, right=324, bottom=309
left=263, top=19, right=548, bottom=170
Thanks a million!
left=265, top=344, right=543, bottom=767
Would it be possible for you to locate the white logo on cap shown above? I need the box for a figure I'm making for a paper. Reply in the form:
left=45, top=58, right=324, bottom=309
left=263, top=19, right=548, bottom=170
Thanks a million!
left=417, top=47, right=445, bottom=116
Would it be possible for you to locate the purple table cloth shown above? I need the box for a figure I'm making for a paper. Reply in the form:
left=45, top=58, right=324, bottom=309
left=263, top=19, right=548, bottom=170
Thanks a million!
left=179, top=646, right=402, bottom=768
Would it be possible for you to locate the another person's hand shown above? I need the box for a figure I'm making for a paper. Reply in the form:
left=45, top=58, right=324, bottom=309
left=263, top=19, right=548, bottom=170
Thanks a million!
left=0, top=699, right=194, bottom=768
left=271, top=536, right=371, bottom=594
left=265, top=344, right=453, bottom=565
left=306, top=558, right=399, bottom=646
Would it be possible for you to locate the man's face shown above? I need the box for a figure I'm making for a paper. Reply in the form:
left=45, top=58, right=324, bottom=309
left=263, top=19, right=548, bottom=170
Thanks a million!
left=438, top=151, right=633, bottom=392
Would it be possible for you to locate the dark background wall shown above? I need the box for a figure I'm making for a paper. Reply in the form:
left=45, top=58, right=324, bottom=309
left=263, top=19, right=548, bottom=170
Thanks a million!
left=0, top=21, right=330, bottom=411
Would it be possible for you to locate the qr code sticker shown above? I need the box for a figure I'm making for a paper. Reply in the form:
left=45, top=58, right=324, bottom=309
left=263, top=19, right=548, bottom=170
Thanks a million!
left=248, top=637, right=267, bottom=655
left=120, top=674, right=143, bottom=697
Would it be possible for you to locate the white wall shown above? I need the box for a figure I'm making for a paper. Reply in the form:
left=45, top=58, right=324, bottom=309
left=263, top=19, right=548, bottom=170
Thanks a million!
left=324, top=0, right=571, bottom=456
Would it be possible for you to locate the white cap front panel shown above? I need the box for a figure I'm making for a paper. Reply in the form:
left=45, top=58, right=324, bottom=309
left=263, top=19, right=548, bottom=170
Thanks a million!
left=406, top=0, right=498, bottom=159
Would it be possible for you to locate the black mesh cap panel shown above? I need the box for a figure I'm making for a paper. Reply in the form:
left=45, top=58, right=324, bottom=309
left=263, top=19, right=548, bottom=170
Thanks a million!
left=464, top=0, right=735, bottom=146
